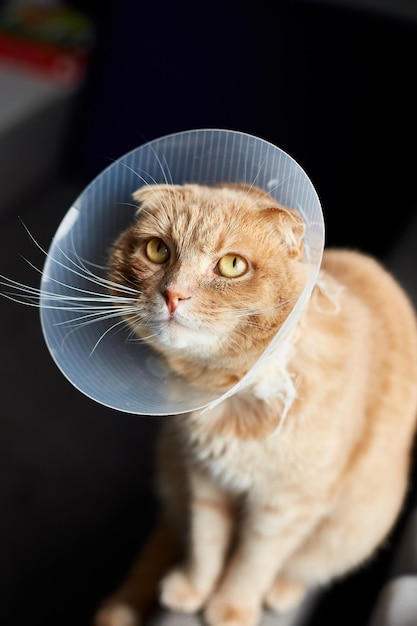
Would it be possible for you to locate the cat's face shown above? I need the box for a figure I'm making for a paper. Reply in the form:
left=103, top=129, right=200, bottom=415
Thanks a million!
left=108, top=183, right=307, bottom=372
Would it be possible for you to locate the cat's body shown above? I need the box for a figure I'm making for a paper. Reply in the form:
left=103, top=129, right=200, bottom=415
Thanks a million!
left=95, top=183, right=417, bottom=626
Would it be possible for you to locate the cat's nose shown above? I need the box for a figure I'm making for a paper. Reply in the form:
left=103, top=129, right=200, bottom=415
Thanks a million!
left=163, top=288, right=191, bottom=315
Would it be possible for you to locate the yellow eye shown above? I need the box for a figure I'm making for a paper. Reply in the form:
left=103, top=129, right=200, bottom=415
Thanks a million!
left=145, top=238, right=170, bottom=264
left=217, top=254, right=248, bottom=278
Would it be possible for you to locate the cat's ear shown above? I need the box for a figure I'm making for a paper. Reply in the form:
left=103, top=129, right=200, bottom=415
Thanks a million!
left=263, top=207, right=305, bottom=259
left=132, top=184, right=182, bottom=212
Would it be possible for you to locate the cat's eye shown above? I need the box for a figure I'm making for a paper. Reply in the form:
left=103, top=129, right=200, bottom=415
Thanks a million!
left=145, top=238, right=170, bottom=264
left=217, top=254, right=248, bottom=278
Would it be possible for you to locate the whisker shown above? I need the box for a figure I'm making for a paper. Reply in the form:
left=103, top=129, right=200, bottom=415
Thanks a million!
left=85, top=316, right=129, bottom=357
left=48, top=245, right=137, bottom=294
left=118, top=162, right=161, bottom=187
left=64, top=235, right=110, bottom=278
left=88, top=309, right=164, bottom=355
left=0, top=292, right=42, bottom=308
left=122, top=318, right=160, bottom=344
left=53, top=306, right=139, bottom=327
left=142, top=146, right=174, bottom=186
left=0, top=274, right=135, bottom=306
left=218, top=296, right=300, bottom=321
left=92, top=318, right=127, bottom=354
left=56, top=306, right=141, bottom=352
left=117, top=154, right=174, bottom=191
left=18, top=219, right=138, bottom=295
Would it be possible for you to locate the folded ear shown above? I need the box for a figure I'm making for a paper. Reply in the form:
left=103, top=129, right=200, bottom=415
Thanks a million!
left=263, top=206, right=305, bottom=259
left=132, top=184, right=182, bottom=209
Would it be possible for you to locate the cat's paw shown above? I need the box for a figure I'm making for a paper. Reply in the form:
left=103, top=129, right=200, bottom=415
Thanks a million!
left=93, top=602, right=140, bottom=626
left=159, top=568, right=207, bottom=613
left=204, top=596, right=261, bottom=626
left=263, top=576, right=305, bottom=613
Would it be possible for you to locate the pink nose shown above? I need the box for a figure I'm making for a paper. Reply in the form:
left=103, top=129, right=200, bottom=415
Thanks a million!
left=163, top=289, right=191, bottom=315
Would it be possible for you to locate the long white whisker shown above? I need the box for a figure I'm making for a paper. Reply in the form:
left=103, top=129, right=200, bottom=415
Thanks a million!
left=88, top=316, right=135, bottom=356
left=117, top=157, right=174, bottom=189
left=0, top=276, right=42, bottom=295
left=58, top=309, right=135, bottom=330
left=46, top=246, right=137, bottom=294
left=65, top=235, right=109, bottom=278
left=117, top=161, right=160, bottom=187
left=1, top=276, right=130, bottom=302
left=0, top=274, right=136, bottom=305
left=55, top=306, right=138, bottom=327
left=0, top=292, right=42, bottom=308
left=18, top=219, right=138, bottom=295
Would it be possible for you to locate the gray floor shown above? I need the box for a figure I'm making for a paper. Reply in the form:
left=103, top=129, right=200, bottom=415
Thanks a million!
left=0, top=175, right=416, bottom=626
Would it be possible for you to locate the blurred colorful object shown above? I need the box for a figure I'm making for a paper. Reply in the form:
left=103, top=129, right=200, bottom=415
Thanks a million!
left=0, top=1, right=95, bottom=86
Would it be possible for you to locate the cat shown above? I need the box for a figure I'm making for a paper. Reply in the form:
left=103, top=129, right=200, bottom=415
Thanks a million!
left=93, top=182, right=417, bottom=626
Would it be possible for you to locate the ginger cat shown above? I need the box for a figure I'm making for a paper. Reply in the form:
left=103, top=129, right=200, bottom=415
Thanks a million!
left=94, top=183, right=417, bottom=626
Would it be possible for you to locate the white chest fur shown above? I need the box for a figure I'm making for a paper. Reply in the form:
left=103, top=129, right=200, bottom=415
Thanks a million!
left=185, top=394, right=287, bottom=494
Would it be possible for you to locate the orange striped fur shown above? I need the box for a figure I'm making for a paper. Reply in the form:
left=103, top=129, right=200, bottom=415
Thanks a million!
left=95, top=184, right=417, bottom=626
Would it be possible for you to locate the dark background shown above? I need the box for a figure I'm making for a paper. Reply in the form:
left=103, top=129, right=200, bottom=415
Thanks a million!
left=66, top=0, right=417, bottom=258
left=1, top=1, right=417, bottom=625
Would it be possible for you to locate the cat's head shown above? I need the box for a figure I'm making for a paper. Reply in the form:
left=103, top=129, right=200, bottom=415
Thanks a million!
left=107, top=183, right=307, bottom=387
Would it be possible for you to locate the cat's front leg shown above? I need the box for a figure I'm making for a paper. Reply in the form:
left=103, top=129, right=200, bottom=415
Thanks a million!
left=160, top=467, right=235, bottom=614
left=204, top=497, right=325, bottom=626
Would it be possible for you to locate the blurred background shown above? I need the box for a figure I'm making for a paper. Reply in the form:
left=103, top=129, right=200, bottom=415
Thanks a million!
left=0, top=1, right=416, bottom=625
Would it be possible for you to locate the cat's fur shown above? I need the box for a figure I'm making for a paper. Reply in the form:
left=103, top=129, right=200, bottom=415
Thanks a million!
left=94, top=183, right=417, bottom=626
